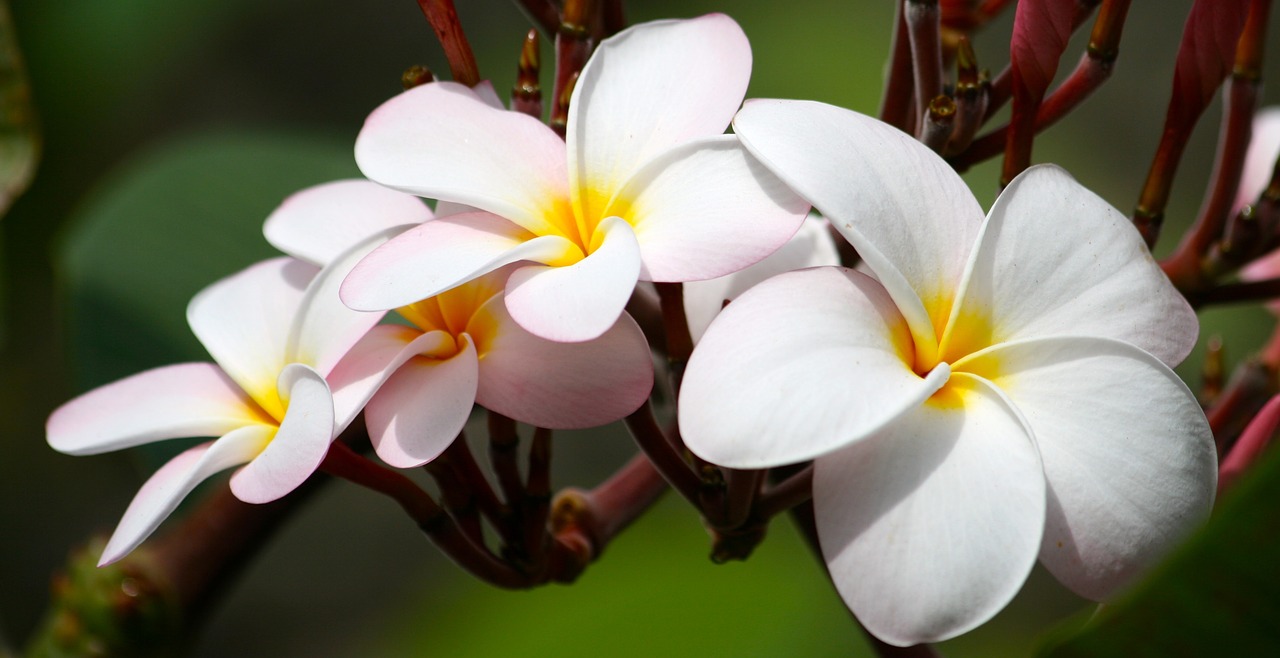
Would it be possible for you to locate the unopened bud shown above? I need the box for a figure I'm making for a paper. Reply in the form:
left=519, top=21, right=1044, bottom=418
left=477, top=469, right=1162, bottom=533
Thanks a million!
left=401, top=64, right=435, bottom=90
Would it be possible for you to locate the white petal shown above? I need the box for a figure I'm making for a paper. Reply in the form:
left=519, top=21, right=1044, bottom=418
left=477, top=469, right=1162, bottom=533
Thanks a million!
left=684, top=215, right=840, bottom=343
left=503, top=216, right=641, bottom=342
left=567, top=14, right=750, bottom=220
left=355, top=82, right=571, bottom=237
left=328, top=325, right=460, bottom=432
left=615, top=135, right=809, bottom=282
left=47, top=362, right=266, bottom=455
left=944, top=165, right=1197, bottom=366
left=733, top=99, right=985, bottom=364
left=679, top=267, right=948, bottom=468
left=340, top=212, right=579, bottom=312
left=473, top=296, right=653, bottom=428
left=815, top=374, right=1045, bottom=646
left=286, top=229, right=396, bottom=377
left=367, top=338, right=479, bottom=468
left=1235, top=107, right=1280, bottom=216
left=958, top=335, right=1217, bottom=600
left=99, top=425, right=270, bottom=566
left=263, top=179, right=431, bottom=267
left=187, top=257, right=317, bottom=417
left=230, top=364, right=335, bottom=504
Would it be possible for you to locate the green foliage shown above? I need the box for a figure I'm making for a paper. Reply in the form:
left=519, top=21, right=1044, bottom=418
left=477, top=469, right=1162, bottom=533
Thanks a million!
left=0, top=0, right=37, bottom=218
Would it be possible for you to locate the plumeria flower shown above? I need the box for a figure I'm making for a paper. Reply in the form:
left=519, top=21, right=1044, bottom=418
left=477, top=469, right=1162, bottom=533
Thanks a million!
left=47, top=251, right=384, bottom=566
left=679, top=100, right=1218, bottom=645
left=267, top=181, right=654, bottom=468
left=341, top=14, right=809, bottom=343
left=683, top=214, right=840, bottom=343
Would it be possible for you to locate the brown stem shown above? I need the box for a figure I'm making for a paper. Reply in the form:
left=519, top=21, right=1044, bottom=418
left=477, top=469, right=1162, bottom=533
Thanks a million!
left=627, top=284, right=666, bottom=354
left=488, top=410, right=526, bottom=507
left=423, top=435, right=486, bottom=545
left=601, top=0, right=626, bottom=36
left=322, top=441, right=529, bottom=588
left=1163, top=0, right=1270, bottom=288
left=585, top=452, right=669, bottom=544
left=512, top=29, right=543, bottom=118
left=755, top=465, right=814, bottom=519
left=1207, top=357, right=1277, bottom=455
left=1186, top=276, right=1280, bottom=307
left=623, top=401, right=702, bottom=507
left=551, top=0, right=596, bottom=135
left=653, top=282, right=694, bottom=389
left=881, top=0, right=916, bottom=132
left=513, top=0, right=560, bottom=37
left=722, top=468, right=765, bottom=530
left=906, top=0, right=943, bottom=138
left=522, top=427, right=554, bottom=568
left=921, top=95, right=956, bottom=153
left=953, top=0, right=1130, bottom=170
left=415, top=0, right=480, bottom=87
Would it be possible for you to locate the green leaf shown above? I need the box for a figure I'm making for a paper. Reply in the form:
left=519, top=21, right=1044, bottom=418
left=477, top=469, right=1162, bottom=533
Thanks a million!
left=0, top=0, right=38, bottom=217
left=1038, top=443, right=1280, bottom=656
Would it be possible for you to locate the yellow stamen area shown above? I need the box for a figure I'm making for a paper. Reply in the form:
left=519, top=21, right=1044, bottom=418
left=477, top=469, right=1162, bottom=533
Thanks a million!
left=396, top=277, right=503, bottom=360
left=538, top=185, right=634, bottom=262
left=909, top=298, right=1000, bottom=409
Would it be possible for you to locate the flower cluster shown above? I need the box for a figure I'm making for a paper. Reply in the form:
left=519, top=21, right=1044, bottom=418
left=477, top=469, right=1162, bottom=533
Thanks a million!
left=46, top=12, right=1219, bottom=648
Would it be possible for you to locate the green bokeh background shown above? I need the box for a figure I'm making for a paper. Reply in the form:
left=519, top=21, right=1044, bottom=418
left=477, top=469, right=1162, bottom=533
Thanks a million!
left=1, top=0, right=1278, bottom=655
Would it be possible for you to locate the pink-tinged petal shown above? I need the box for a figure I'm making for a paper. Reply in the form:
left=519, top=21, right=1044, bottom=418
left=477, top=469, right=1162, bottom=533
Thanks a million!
left=815, top=374, right=1045, bottom=646
left=679, top=267, right=948, bottom=468
left=684, top=215, right=840, bottom=343
left=47, top=362, right=265, bottom=455
left=355, top=82, right=571, bottom=236
left=960, top=336, right=1216, bottom=601
left=567, top=14, right=750, bottom=220
left=340, top=211, right=579, bottom=312
left=230, top=364, right=335, bottom=504
left=286, top=230, right=396, bottom=377
left=263, top=180, right=431, bottom=267
left=733, top=99, right=984, bottom=366
left=1235, top=108, right=1280, bottom=218
left=187, top=257, right=318, bottom=416
left=473, top=296, right=652, bottom=428
left=1219, top=393, right=1280, bottom=494
left=367, top=338, right=479, bottom=468
left=1010, top=0, right=1074, bottom=100
left=503, top=216, right=641, bottom=342
left=615, top=135, right=809, bottom=282
left=471, top=80, right=505, bottom=110
left=944, top=165, right=1197, bottom=367
left=327, top=325, right=459, bottom=432
left=99, top=425, right=270, bottom=566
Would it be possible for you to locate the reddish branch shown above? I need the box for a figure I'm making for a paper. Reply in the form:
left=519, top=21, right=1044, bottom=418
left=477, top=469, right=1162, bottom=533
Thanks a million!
left=415, top=0, right=480, bottom=86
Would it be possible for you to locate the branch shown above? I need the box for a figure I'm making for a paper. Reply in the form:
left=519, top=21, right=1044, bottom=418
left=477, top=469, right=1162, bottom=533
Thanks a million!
left=415, top=0, right=480, bottom=87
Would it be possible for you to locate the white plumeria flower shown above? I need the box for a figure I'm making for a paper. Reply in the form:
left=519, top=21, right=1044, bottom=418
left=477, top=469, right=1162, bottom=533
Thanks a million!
left=47, top=252, right=384, bottom=566
left=678, top=100, right=1218, bottom=646
left=267, top=181, right=654, bottom=468
left=340, top=14, right=809, bottom=343
left=683, top=214, right=840, bottom=343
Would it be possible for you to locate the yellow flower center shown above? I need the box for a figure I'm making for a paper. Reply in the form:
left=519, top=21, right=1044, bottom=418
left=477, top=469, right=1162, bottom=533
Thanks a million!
left=396, top=276, right=503, bottom=359
left=913, top=298, right=999, bottom=409
left=538, top=187, right=635, bottom=263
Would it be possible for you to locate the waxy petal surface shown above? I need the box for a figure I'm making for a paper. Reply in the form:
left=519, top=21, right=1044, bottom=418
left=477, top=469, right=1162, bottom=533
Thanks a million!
left=684, top=215, right=840, bottom=342
left=230, top=364, right=335, bottom=504
left=946, top=166, right=1196, bottom=366
left=733, top=99, right=984, bottom=361
left=328, top=325, right=459, bottom=432
left=567, top=14, right=750, bottom=220
left=503, top=216, right=642, bottom=342
left=367, top=339, right=480, bottom=468
left=263, top=179, right=431, bottom=267
left=341, top=212, right=576, bottom=312
left=815, top=375, right=1045, bottom=646
left=286, top=231, right=393, bottom=377
left=99, top=425, right=270, bottom=566
left=475, top=296, right=652, bottom=428
left=1236, top=107, right=1280, bottom=215
left=618, top=135, right=809, bottom=282
left=679, top=267, right=948, bottom=468
left=47, top=363, right=265, bottom=455
left=960, top=336, right=1216, bottom=600
left=187, top=258, right=317, bottom=417
left=355, top=82, right=570, bottom=237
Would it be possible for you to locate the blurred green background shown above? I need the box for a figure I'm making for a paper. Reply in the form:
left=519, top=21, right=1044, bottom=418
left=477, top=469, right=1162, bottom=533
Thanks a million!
left=2, top=0, right=1278, bottom=655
